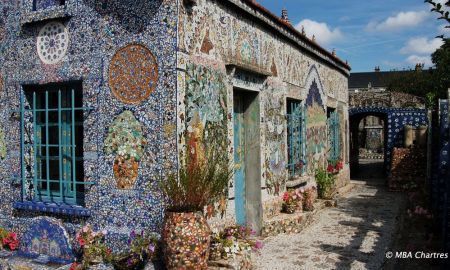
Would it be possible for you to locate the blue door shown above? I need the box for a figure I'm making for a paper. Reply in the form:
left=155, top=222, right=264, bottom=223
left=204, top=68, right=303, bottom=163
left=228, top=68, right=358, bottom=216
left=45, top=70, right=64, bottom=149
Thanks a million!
left=234, top=94, right=246, bottom=225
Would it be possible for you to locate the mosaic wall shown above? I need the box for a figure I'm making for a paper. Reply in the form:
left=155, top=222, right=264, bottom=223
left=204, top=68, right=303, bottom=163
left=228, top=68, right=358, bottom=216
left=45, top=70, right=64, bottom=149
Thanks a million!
left=0, top=0, right=177, bottom=256
left=304, top=67, right=328, bottom=174
left=262, top=84, right=286, bottom=195
left=177, top=0, right=350, bottom=218
left=0, top=0, right=350, bottom=260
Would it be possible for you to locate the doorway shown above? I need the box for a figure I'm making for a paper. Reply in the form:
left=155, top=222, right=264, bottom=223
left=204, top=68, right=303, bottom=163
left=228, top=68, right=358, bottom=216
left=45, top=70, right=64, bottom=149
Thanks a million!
left=350, top=112, right=387, bottom=184
left=233, top=90, right=262, bottom=233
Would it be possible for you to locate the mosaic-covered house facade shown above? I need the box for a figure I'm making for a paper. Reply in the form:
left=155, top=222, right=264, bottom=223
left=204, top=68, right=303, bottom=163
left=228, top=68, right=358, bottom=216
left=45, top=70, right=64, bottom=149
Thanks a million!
left=0, top=0, right=350, bottom=262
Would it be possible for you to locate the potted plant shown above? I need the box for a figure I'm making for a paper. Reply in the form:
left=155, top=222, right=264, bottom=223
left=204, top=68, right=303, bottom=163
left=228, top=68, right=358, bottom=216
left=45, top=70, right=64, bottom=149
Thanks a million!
left=316, top=167, right=336, bottom=199
left=160, top=139, right=233, bottom=270
left=72, top=225, right=112, bottom=269
left=281, top=190, right=299, bottom=214
left=112, top=231, right=159, bottom=270
left=303, top=186, right=317, bottom=211
left=209, top=225, right=263, bottom=261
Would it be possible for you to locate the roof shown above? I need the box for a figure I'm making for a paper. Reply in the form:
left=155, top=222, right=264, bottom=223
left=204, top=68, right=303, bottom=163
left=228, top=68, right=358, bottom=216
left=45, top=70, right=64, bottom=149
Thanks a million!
left=224, top=0, right=351, bottom=74
left=348, top=70, right=433, bottom=89
left=348, top=71, right=401, bottom=89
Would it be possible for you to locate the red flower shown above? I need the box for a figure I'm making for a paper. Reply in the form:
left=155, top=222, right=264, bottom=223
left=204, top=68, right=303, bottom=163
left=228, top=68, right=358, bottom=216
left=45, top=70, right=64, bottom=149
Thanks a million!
left=327, top=164, right=334, bottom=173
left=8, top=241, right=18, bottom=250
left=70, top=262, right=80, bottom=270
left=78, top=238, right=86, bottom=247
left=282, top=191, right=290, bottom=202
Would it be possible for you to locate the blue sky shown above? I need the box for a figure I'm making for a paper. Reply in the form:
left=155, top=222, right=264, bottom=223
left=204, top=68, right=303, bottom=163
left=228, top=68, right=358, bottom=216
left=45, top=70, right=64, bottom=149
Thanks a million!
left=257, top=0, right=449, bottom=72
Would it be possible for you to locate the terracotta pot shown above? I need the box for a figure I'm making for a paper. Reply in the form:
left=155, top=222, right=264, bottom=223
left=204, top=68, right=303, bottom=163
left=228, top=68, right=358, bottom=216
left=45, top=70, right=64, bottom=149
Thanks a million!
left=282, top=203, right=296, bottom=214
left=113, top=156, right=139, bottom=189
left=162, top=211, right=211, bottom=270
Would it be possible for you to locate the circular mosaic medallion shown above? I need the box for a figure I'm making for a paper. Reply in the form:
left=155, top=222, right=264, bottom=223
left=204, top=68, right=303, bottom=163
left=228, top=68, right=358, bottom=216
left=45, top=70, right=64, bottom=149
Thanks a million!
left=37, top=22, right=69, bottom=65
left=108, top=44, right=159, bottom=105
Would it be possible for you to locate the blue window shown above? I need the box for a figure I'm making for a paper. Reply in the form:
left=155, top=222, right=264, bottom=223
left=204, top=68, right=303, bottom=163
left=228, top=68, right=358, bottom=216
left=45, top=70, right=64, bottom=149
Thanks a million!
left=33, top=0, right=65, bottom=11
left=287, top=100, right=306, bottom=178
left=20, top=83, right=87, bottom=205
left=327, top=108, right=341, bottom=163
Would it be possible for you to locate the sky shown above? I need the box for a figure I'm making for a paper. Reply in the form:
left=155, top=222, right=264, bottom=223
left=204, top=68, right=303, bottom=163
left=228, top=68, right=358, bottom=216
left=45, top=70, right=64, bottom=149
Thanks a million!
left=257, top=0, right=450, bottom=72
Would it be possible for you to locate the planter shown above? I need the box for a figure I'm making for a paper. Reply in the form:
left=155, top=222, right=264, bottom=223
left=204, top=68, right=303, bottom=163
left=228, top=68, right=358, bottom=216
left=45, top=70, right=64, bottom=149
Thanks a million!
left=113, top=254, right=146, bottom=270
left=162, top=211, right=211, bottom=270
left=113, top=156, right=139, bottom=189
left=282, top=203, right=297, bottom=214
left=318, top=186, right=334, bottom=200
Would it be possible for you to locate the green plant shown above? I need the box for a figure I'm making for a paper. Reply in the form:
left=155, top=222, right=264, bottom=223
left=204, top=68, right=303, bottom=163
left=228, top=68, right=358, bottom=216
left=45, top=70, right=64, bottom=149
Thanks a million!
left=161, top=137, right=233, bottom=212
left=210, top=225, right=263, bottom=260
left=74, top=225, right=112, bottom=269
left=315, top=168, right=335, bottom=199
left=113, top=231, right=160, bottom=270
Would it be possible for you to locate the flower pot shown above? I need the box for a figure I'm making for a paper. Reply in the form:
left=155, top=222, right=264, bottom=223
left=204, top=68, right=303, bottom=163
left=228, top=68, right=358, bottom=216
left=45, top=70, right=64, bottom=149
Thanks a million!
left=113, top=254, right=146, bottom=270
left=162, top=211, right=211, bottom=270
left=113, top=156, right=139, bottom=189
left=282, top=203, right=296, bottom=214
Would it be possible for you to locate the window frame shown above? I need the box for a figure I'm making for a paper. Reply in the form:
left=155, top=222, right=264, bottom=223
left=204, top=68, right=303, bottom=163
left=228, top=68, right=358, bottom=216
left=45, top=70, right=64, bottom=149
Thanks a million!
left=327, top=108, right=341, bottom=163
left=286, top=99, right=306, bottom=178
left=20, top=82, right=90, bottom=206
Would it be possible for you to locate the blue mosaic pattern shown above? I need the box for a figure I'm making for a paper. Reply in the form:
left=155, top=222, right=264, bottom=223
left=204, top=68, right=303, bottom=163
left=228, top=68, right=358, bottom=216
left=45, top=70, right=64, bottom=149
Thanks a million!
left=34, top=0, right=64, bottom=11
left=435, top=100, right=450, bottom=254
left=0, top=0, right=177, bottom=260
left=349, top=107, right=428, bottom=175
left=18, top=217, right=75, bottom=264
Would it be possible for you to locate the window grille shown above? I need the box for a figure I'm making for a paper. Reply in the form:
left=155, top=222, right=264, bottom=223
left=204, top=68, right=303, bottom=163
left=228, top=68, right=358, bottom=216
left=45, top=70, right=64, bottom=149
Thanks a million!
left=20, top=83, right=91, bottom=205
left=287, top=100, right=306, bottom=178
left=327, top=109, right=341, bottom=163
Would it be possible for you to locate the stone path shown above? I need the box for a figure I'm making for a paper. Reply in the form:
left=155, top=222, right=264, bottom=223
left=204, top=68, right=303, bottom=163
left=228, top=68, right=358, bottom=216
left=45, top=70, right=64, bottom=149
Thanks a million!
left=254, top=182, right=406, bottom=270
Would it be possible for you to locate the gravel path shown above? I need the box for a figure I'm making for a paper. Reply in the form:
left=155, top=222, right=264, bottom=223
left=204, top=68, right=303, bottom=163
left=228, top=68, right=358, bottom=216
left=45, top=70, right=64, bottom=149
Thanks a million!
left=255, top=182, right=406, bottom=270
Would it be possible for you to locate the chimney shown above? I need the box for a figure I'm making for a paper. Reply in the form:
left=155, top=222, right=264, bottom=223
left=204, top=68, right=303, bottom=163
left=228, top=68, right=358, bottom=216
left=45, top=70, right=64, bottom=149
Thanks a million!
left=332, top=49, right=336, bottom=57
left=281, top=8, right=290, bottom=24
left=374, top=66, right=380, bottom=72
left=415, top=63, right=424, bottom=72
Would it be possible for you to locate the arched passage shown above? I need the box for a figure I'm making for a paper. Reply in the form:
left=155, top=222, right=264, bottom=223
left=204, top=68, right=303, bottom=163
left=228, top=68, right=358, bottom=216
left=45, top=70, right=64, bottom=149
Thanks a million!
left=349, top=107, right=428, bottom=183
left=350, top=111, right=388, bottom=181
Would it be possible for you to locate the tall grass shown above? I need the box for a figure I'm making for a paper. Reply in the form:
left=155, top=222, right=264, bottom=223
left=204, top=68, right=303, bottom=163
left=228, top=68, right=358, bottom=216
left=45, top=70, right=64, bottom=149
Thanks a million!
left=161, top=142, right=233, bottom=213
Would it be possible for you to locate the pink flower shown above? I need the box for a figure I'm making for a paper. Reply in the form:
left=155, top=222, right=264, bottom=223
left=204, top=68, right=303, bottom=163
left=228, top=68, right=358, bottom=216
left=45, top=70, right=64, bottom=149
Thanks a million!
left=254, top=240, right=264, bottom=250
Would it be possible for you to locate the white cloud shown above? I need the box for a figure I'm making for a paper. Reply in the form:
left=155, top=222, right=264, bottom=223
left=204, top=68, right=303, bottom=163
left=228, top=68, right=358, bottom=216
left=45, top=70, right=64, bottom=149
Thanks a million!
left=295, top=19, right=343, bottom=46
left=400, top=37, right=443, bottom=54
left=406, top=55, right=433, bottom=66
left=366, top=11, right=430, bottom=32
left=438, top=24, right=450, bottom=35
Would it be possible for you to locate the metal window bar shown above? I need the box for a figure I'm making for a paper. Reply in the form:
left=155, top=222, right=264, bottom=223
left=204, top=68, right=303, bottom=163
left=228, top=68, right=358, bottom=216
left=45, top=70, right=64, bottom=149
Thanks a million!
left=20, top=85, right=91, bottom=205
left=328, top=111, right=341, bottom=162
left=287, top=101, right=306, bottom=178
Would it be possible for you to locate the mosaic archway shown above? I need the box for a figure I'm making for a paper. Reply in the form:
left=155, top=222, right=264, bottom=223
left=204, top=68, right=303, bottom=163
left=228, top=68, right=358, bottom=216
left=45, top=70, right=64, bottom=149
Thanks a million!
left=108, top=44, right=159, bottom=105
left=349, top=107, right=428, bottom=175
left=304, top=65, right=328, bottom=174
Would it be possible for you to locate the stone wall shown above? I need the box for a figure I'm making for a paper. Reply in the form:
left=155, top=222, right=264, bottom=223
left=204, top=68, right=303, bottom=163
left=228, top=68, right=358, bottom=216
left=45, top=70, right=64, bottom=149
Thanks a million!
left=389, top=147, right=427, bottom=191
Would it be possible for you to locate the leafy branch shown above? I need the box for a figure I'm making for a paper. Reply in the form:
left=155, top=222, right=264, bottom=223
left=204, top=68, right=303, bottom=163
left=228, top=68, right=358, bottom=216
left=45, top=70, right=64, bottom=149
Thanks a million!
left=425, top=0, right=450, bottom=39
